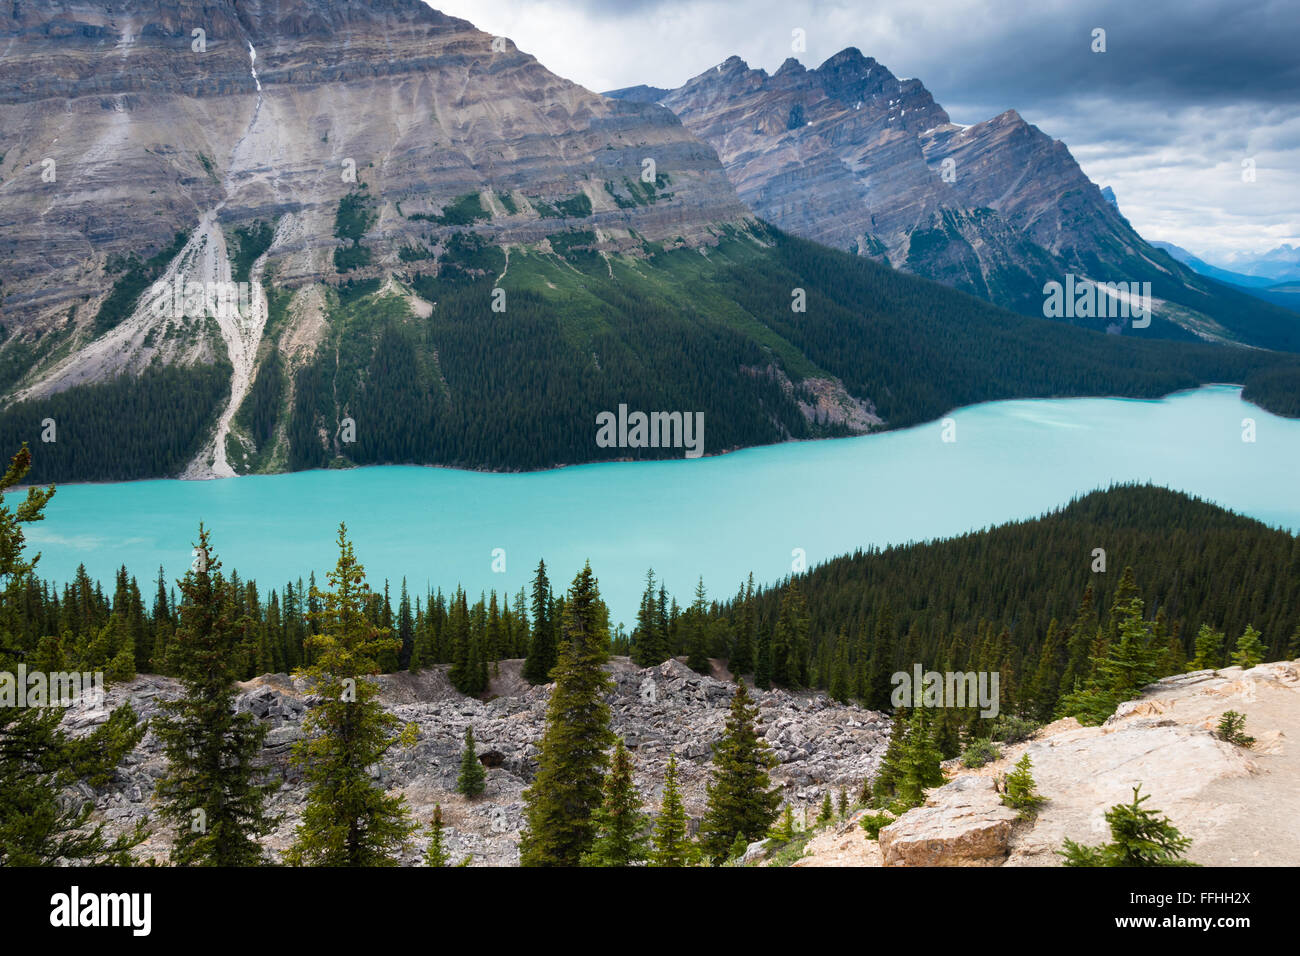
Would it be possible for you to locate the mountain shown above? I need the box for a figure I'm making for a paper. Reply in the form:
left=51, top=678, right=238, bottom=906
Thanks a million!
left=1219, top=244, right=1300, bottom=283
left=1152, top=242, right=1300, bottom=313
left=644, top=50, right=1300, bottom=350
left=603, top=85, right=670, bottom=104
left=1149, top=241, right=1273, bottom=288
left=1, top=2, right=1299, bottom=484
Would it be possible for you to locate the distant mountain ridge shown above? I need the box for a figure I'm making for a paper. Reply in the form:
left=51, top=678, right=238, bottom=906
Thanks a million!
left=623, top=49, right=1300, bottom=351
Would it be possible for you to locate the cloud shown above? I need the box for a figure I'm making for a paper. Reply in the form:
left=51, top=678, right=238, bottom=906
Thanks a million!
left=427, top=0, right=1300, bottom=259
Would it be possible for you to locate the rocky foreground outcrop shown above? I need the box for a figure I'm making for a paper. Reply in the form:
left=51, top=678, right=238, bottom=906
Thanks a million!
left=797, top=660, right=1300, bottom=867
left=61, top=657, right=889, bottom=866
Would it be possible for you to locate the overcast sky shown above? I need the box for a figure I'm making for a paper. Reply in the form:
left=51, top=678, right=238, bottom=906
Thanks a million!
left=430, top=0, right=1299, bottom=264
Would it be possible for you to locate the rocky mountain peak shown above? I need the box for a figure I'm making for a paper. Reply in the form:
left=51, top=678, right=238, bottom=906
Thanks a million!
left=773, top=57, right=806, bottom=78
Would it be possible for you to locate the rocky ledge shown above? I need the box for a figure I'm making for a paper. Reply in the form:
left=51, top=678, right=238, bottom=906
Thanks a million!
left=61, top=656, right=890, bottom=866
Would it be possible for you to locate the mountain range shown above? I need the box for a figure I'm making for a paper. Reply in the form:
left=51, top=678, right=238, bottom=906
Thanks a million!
left=0, top=0, right=1298, bottom=484
left=608, top=50, right=1300, bottom=349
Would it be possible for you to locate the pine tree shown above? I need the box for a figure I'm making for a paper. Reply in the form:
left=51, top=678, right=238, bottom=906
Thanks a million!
left=632, top=568, right=668, bottom=666
left=457, top=725, right=487, bottom=797
left=424, top=805, right=450, bottom=867
left=154, top=525, right=279, bottom=865
left=684, top=577, right=712, bottom=674
left=1060, top=786, right=1197, bottom=866
left=583, top=738, right=649, bottom=866
left=817, top=791, right=834, bottom=825
left=1230, top=624, right=1267, bottom=668
left=1059, top=594, right=1163, bottom=724
left=0, top=446, right=147, bottom=865
left=698, top=679, right=781, bottom=863
left=894, top=709, right=945, bottom=808
left=650, top=755, right=692, bottom=867
left=729, top=573, right=756, bottom=675
left=837, top=788, right=848, bottom=819
left=1186, top=623, right=1225, bottom=671
left=1001, top=753, right=1046, bottom=819
left=286, top=524, right=415, bottom=866
left=768, top=803, right=797, bottom=843
left=519, top=563, right=614, bottom=866
left=522, top=559, right=556, bottom=684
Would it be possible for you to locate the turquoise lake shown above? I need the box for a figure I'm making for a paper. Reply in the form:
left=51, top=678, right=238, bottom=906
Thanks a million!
left=22, top=385, right=1300, bottom=625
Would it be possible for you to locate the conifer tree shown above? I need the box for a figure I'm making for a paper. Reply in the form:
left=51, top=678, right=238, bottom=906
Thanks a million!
left=154, top=525, right=279, bottom=865
left=632, top=568, right=668, bottom=666
left=519, top=563, right=614, bottom=866
left=729, top=573, right=756, bottom=675
left=684, top=577, right=711, bottom=674
left=583, top=738, right=649, bottom=866
left=1186, top=623, right=1225, bottom=671
left=1059, top=594, right=1163, bottom=724
left=397, top=579, right=414, bottom=669
left=650, top=755, right=692, bottom=867
left=1060, top=786, right=1197, bottom=866
left=1001, top=753, right=1046, bottom=819
left=768, top=803, right=797, bottom=843
left=0, top=446, right=147, bottom=865
left=698, top=679, right=781, bottom=862
left=522, top=560, right=556, bottom=684
left=286, top=524, right=415, bottom=866
left=424, top=805, right=450, bottom=867
left=894, top=709, right=945, bottom=808
left=457, top=725, right=486, bottom=798
left=1230, top=624, right=1267, bottom=668
left=817, top=791, right=834, bottom=826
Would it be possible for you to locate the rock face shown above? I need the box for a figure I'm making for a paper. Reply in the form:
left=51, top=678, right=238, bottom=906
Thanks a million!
left=878, top=776, right=1018, bottom=866
left=796, top=659, right=1300, bottom=868
left=0, top=0, right=751, bottom=418
left=639, top=49, right=1267, bottom=342
left=63, top=657, right=890, bottom=866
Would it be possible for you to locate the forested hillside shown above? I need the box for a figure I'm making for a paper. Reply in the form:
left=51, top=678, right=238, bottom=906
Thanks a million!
left=5, top=223, right=1299, bottom=482
left=695, top=484, right=1300, bottom=728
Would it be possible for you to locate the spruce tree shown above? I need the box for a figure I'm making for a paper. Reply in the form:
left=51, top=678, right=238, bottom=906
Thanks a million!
left=286, top=524, right=416, bottom=866
left=729, top=573, right=756, bottom=675
left=424, top=805, right=450, bottom=867
left=1230, top=624, right=1267, bottom=668
left=632, top=568, right=667, bottom=666
left=519, top=562, right=614, bottom=866
left=1001, top=753, right=1046, bottom=819
left=522, top=559, right=556, bottom=684
left=583, top=738, right=649, bottom=866
left=768, top=803, right=797, bottom=843
left=154, top=525, right=279, bottom=865
left=817, top=791, right=834, bottom=826
left=0, top=446, right=147, bottom=865
left=650, top=755, right=692, bottom=866
left=457, top=725, right=486, bottom=798
left=684, top=577, right=712, bottom=674
left=894, top=709, right=945, bottom=808
left=698, top=679, right=781, bottom=863
left=1186, top=623, right=1225, bottom=671
left=1060, top=786, right=1197, bottom=866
